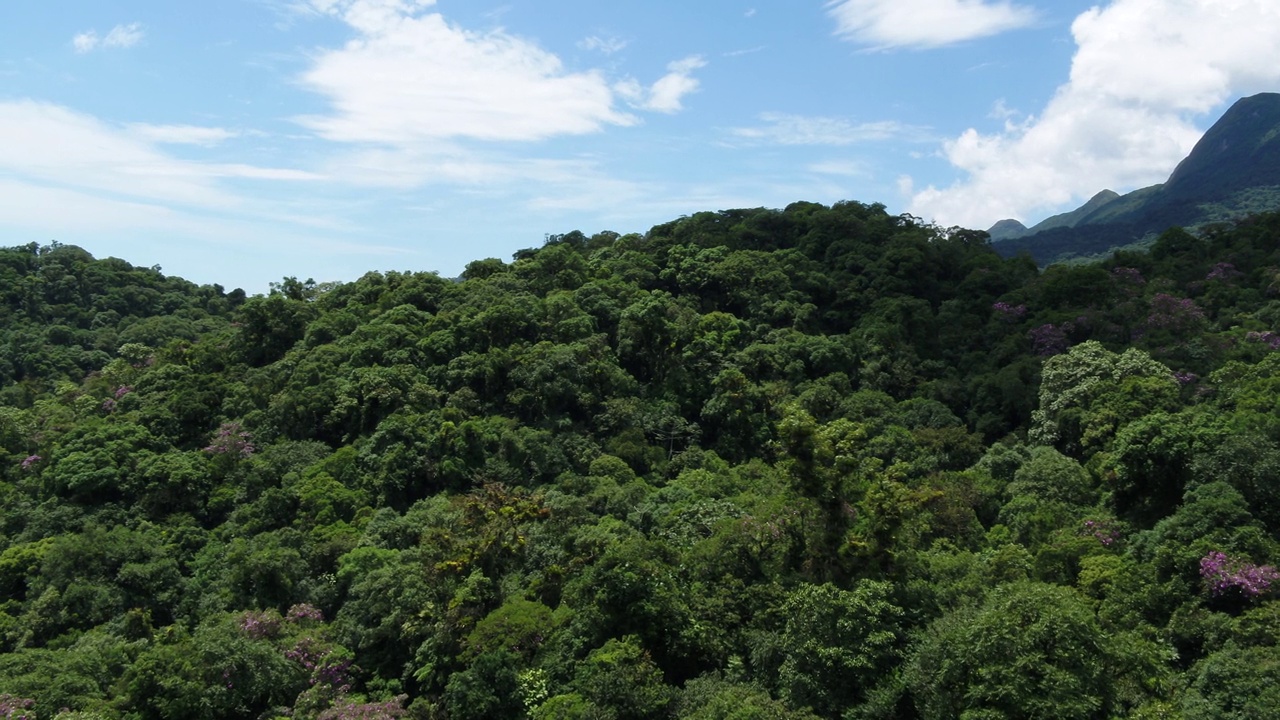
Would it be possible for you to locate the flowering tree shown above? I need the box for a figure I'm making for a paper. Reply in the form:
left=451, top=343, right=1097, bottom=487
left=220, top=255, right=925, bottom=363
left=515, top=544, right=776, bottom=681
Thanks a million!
left=992, top=301, right=1027, bottom=320
left=204, top=422, right=256, bottom=458
left=1146, top=293, right=1206, bottom=333
left=1245, top=330, right=1280, bottom=351
left=1082, top=519, right=1121, bottom=547
left=1200, top=551, right=1279, bottom=599
left=1028, top=323, right=1071, bottom=356
left=0, top=695, right=34, bottom=720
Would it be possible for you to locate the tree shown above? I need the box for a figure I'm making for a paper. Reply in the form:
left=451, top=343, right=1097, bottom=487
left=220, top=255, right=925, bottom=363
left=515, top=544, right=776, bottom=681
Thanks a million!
left=756, top=580, right=905, bottom=717
left=573, top=636, right=673, bottom=720
left=906, top=582, right=1114, bottom=720
left=1030, top=341, right=1179, bottom=456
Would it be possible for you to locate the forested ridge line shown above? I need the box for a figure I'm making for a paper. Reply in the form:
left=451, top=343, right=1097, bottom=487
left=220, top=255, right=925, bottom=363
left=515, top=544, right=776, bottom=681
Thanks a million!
left=1, top=201, right=1279, bottom=718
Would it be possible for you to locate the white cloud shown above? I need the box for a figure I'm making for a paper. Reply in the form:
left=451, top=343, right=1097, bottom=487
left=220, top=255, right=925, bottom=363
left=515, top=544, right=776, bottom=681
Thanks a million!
left=296, top=0, right=641, bottom=143
left=73, top=23, right=145, bottom=53
left=730, top=112, right=920, bottom=145
left=0, top=101, right=321, bottom=213
left=579, top=35, right=629, bottom=55
left=616, top=56, right=707, bottom=114
left=809, top=160, right=870, bottom=177
left=907, top=0, right=1280, bottom=229
left=128, top=124, right=240, bottom=146
left=827, top=0, right=1037, bottom=50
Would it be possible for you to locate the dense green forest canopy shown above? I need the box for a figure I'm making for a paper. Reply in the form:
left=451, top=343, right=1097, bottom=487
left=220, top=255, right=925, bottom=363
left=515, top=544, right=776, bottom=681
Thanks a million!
left=2, top=201, right=1280, bottom=718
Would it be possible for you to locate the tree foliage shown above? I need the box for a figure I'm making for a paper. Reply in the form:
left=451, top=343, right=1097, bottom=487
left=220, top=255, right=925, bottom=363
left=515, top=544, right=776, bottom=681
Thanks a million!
left=3, top=204, right=1280, bottom=716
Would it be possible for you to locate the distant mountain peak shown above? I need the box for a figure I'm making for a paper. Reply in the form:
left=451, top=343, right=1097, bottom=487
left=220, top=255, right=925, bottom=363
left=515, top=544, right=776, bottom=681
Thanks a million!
left=987, top=218, right=1029, bottom=240
left=992, top=92, right=1280, bottom=264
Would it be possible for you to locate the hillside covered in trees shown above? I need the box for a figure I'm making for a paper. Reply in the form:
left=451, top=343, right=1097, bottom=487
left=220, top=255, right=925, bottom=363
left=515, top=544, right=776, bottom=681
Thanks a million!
left=2, top=201, right=1280, bottom=719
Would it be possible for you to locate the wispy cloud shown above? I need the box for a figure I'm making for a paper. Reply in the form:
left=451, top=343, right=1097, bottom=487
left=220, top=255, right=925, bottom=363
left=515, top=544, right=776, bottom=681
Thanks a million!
left=579, top=35, right=629, bottom=55
left=0, top=101, right=319, bottom=211
left=730, top=112, right=923, bottom=146
left=616, top=56, right=707, bottom=114
left=827, top=0, right=1036, bottom=50
left=907, top=0, right=1280, bottom=228
left=808, top=160, right=871, bottom=177
left=128, top=124, right=240, bottom=146
left=73, top=23, right=145, bottom=54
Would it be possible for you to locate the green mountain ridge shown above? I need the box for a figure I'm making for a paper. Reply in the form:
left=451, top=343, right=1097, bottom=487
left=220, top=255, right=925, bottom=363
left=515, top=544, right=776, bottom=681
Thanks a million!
left=991, top=92, right=1280, bottom=262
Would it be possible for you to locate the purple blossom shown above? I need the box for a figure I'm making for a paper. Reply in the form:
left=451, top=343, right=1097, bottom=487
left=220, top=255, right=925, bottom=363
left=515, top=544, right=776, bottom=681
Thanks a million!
left=1205, top=262, right=1243, bottom=282
left=1173, top=370, right=1199, bottom=385
left=19, top=455, right=41, bottom=471
left=1081, top=519, right=1122, bottom=547
left=1147, top=293, right=1205, bottom=332
left=286, top=637, right=352, bottom=688
left=1245, top=330, right=1280, bottom=351
left=288, top=603, right=324, bottom=623
left=114, top=385, right=133, bottom=399
left=0, top=694, right=35, bottom=720
left=204, top=422, right=256, bottom=458
left=1112, top=267, right=1145, bottom=285
left=1200, top=551, right=1280, bottom=598
left=992, top=301, right=1027, bottom=319
left=238, top=610, right=281, bottom=639
left=1028, top=323, right=1072, bottom=356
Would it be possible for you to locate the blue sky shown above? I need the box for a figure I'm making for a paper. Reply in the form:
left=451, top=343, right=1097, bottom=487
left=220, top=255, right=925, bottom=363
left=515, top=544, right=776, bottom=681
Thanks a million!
left=3, top=0, right=1280, bottom=292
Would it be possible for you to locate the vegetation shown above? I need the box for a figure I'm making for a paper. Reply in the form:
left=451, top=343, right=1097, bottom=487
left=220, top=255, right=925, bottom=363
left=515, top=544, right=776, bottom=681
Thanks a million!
left=2, top=201, right=1280, bottom=718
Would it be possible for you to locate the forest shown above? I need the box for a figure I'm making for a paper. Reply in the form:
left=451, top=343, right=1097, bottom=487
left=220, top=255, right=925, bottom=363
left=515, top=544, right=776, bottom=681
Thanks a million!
left=1, top=200, right=1279, bottom=719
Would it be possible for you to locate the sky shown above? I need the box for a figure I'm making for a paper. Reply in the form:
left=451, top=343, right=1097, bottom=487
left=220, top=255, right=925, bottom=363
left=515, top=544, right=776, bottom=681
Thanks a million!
left=3, top=0, right=1280, bottom=292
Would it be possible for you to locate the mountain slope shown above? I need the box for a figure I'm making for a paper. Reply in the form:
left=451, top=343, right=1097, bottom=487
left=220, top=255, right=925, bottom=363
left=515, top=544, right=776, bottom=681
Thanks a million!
left=992, top=92, right=1280, bottom=262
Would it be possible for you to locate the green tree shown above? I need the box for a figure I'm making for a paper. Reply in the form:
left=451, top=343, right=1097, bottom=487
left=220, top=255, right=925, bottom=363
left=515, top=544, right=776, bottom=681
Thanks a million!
left=906, top=582, right=1114, bottom=720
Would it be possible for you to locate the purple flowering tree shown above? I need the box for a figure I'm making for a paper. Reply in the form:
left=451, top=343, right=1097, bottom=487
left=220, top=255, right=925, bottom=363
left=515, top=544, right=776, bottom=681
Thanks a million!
left=1200, top=551, right=1279, bottom=599
left=1081, top=519, right=1121, bottom=547
left=992, top=301, right=1027, bottom=321
left=238, top=609, right=282, bottom=640
left=102, top=385, right=133, bottom=413
left=1028, top=323, right=1072, bottom=356
left=1112, top=267, right=1145, bottom=285
left=288, top=603, right=325, bottom=623
left=1205, top=262, right=1242, bottom=282
left=0, top=694, right=35, bottom=720
left=1146, top=293, right=1205, bottom=333
left=204, top=422, right=256, bottom=459
left=1245, top=330, right=1280, bottom=351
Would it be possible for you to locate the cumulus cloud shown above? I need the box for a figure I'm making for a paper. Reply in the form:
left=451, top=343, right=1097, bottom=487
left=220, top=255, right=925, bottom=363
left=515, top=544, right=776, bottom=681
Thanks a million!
left=730, top=112, right=922, bottom=146
left=828, top=0, right=1037, bottom=50
left=616, top=56, right=707, bottom=114
left=907, top=0, right=1280, bottom=229
left=73, top=23, right=145, bottom=53
left=296, top=0, right=664, bottom=143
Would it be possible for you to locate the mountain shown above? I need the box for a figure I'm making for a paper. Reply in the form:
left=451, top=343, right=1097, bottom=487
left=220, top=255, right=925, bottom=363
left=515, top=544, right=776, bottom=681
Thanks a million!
left=989, top=189, right=1122, bottom=240
left=992, top=92, right=1280, bottom=263
left=986, top=218, right=1029, bottom=241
